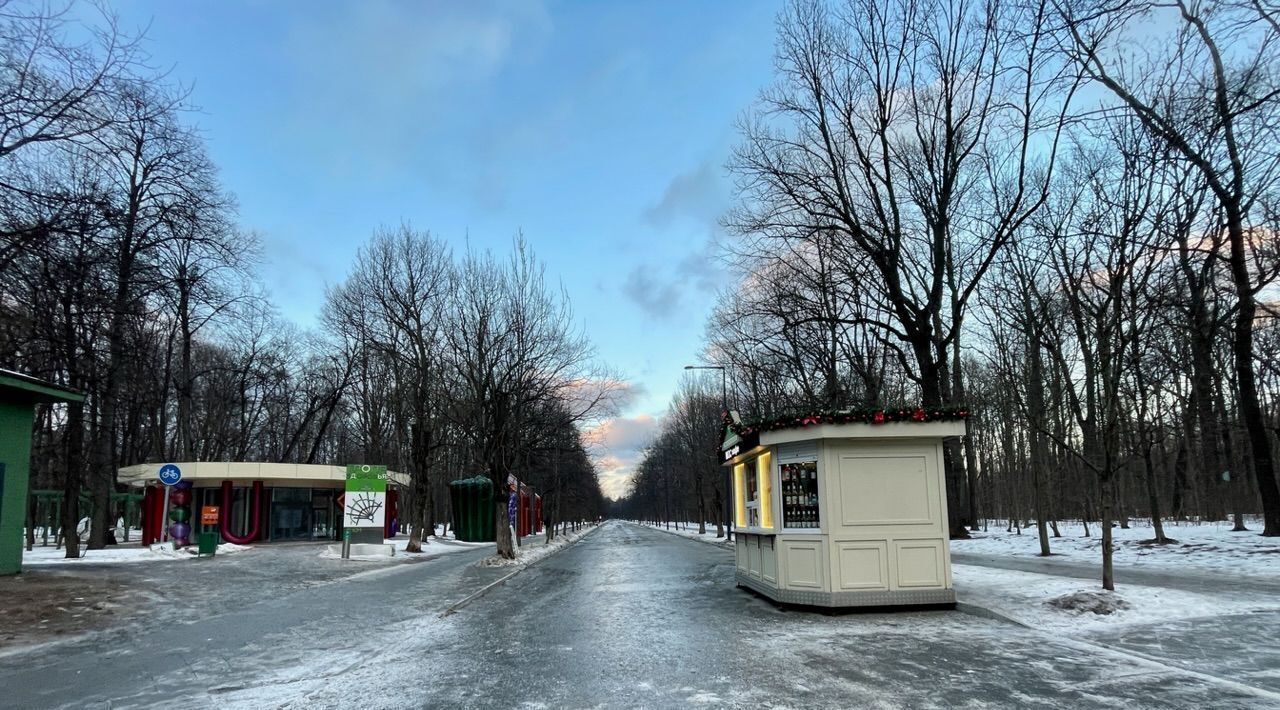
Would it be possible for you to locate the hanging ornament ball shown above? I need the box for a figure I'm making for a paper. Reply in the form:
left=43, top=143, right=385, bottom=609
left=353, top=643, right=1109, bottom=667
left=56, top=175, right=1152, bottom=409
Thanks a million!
left=169, top=506, right=190, bottom=523
left=175, top=480, right=193, bottom=490
left=170, top=489, right=191, bottom=506
left=168, top=522, right=191, bottom=540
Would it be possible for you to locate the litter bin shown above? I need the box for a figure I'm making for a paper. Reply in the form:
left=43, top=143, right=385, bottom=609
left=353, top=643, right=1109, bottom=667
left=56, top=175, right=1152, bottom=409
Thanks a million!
left=448, top=476, right=497, bottom=542
left=197, top=532, right=218, bottom=557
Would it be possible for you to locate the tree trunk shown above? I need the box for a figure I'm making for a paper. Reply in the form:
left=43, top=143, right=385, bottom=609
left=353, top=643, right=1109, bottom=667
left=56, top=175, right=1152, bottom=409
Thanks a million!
left=495, top=494, right=514, bottom=559
left=1224, top=213, right=1280, bottom=535
left=63, top=401, right=84, bottom=559
left=1142, top=443, right=1169, bottom=543
left=1100, top=475, right=1115, bottom=591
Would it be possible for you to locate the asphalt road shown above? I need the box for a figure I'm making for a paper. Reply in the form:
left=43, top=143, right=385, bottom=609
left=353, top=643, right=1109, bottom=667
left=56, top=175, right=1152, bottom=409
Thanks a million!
left=0, top=541, right=504, bottom=709
left=1, top=522, right=1274, bottom=709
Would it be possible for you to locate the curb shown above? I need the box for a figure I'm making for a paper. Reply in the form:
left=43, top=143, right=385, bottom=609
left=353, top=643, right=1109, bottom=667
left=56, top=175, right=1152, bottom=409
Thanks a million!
left=954, top=600, right=1030, bottom=628
left=439, top=524, right=602, bottom=617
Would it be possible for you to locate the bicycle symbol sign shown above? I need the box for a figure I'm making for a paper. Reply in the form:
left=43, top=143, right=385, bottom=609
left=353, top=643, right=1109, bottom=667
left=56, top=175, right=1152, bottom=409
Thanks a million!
left=157, top=464, right=182, bottom=486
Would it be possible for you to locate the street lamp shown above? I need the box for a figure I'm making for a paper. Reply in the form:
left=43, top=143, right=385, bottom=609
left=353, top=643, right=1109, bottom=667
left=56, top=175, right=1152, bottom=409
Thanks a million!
left=684, top=364, right=731, bottom=542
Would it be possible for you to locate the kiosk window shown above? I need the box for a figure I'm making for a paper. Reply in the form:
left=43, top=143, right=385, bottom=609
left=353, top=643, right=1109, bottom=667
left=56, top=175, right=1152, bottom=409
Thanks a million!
left=735, top=454, right=774, bottom=530
left=781, top=460, right=820, bottom=529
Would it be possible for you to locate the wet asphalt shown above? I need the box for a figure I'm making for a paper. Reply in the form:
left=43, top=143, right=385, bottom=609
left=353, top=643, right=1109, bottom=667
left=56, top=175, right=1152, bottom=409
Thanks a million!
left=0, top=521, right=1276, bottom=709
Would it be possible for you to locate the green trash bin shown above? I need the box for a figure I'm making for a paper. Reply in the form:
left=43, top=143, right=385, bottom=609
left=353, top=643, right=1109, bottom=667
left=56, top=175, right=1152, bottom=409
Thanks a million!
left=197, top=531, right=218, bottom=557
left=448, top=476, right=497, bottom=542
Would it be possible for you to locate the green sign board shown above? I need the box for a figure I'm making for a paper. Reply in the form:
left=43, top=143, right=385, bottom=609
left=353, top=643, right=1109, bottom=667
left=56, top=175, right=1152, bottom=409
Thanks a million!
left=345, top=464, right=387, bottom=492
left=344, top=464, right=387, bottom=529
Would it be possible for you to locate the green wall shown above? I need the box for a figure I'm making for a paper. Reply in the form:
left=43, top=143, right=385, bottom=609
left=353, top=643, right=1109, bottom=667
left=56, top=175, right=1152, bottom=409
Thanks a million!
left=0, top=401, right=34, bottom=575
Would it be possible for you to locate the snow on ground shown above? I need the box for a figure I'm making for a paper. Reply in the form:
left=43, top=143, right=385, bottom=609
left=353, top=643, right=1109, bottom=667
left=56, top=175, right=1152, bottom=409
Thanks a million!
left=953, top=562, right=1280, bottom=634
left=20, top=540, right=253, bottom=565
left=478, top=523, right=600, bottom=568
left=636, top=521, right=731, bottom=547
left=952, top=517, right=1279, bottom=580
left=318, top=531, right=491, bottom=562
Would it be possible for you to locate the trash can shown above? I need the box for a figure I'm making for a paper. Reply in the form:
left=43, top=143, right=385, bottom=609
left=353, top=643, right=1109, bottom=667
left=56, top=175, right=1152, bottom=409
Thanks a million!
left=448, top=476, right=497, bottom=542
left=197, top=531, right=218, bottom=557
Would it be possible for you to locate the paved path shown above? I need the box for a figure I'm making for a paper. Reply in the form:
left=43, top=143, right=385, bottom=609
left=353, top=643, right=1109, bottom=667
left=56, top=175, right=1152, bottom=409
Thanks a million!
left=0, top=541, right=506, bottom=708
left=210, top=522, right=1275, bottom=708
left=2, top=522, right=1275, bottom=708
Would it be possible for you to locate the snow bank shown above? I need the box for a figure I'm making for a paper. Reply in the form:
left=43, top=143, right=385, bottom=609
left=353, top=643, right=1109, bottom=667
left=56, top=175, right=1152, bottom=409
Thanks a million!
left=636, top=521, right=732, bottom=547
left=318, top=531, right=491, bottom=563
left=953, top=563, right=1279, bottom=633
left=952, top=518, right=1279, bottom=580
left=20, top=540, right=253, bottom=565
left=477, top=524, right=599, bottom=568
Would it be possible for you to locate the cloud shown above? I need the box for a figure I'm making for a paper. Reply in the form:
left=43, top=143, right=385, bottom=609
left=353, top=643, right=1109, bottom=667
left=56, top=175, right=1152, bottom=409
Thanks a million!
left=584, top=413, right=663, bottom=499
left=675, top=243, right=727, bottom=296
left=584, top=413, right=660, bottom=452
left=596, top=459, right=633, bottom=500
left=643, top=160, right=728, bottom=229
left=621, top=266, right=683, bottom=318
left=620, top=244, right=727, bottom=319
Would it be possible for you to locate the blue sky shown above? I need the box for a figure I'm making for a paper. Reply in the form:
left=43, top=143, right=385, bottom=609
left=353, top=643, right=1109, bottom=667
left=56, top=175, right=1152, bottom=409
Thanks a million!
left=111, top=1, right=781, bottom=497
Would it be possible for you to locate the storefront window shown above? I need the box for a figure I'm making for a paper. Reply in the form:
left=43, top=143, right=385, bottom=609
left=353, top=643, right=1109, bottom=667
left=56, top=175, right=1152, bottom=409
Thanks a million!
left=781, top=460, right=820, bottom=529
left=756, top=451, right=773, bottom=529
left=735, top=453, right=775, bottom=530
left=734, top=462, right=748, bottom=528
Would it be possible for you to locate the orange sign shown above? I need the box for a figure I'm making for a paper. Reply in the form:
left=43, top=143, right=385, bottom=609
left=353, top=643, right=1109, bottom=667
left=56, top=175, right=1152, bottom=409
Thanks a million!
left=201, top=506, right=220, bottom=525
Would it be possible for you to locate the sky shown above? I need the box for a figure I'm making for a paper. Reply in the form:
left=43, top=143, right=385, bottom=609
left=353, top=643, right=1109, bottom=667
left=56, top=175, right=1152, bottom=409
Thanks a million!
left=108, top=1, right=782, bottom=498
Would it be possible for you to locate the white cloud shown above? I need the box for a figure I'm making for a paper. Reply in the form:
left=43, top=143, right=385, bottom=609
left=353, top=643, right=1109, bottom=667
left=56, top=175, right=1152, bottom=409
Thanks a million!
left=584, top=413, right=663, bottom=499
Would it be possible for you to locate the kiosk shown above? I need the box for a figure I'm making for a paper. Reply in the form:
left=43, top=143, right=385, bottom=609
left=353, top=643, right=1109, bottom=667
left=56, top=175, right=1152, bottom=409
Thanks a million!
left=722, top=407, right=968, bottom=608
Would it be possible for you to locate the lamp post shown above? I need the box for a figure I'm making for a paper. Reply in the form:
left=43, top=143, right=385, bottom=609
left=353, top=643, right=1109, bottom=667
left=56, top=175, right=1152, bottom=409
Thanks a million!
left=684, top=364, right=731, bottom=542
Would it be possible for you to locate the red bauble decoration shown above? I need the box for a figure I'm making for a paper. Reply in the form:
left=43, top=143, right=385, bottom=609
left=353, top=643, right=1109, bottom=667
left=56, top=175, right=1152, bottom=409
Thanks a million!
left=912, top=408, right=926, bottom=422
left=872, top=410, right=886, bottom=424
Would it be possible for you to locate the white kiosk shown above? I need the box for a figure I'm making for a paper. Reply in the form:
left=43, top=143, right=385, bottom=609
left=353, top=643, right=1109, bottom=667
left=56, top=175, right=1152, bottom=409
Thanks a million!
left=722, top=407, right=968, bottom=608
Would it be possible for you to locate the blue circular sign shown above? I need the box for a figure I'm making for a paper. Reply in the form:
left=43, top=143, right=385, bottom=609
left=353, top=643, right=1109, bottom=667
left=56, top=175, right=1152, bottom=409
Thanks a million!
left=157, top=464, right=182, bottom=486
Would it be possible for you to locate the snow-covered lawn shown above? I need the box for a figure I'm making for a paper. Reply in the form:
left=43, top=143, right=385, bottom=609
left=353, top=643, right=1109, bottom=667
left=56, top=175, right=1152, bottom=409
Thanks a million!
left=953, top=518, right=1279, bottom=580
left=953, top=563, right=1280, bottom=634
left=20, top=540, right=253, bottom=565
left=478, top=523, right=600, bottom=568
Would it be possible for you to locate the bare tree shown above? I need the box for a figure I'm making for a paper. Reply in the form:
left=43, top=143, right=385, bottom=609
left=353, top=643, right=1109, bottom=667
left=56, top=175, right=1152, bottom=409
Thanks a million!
left=1059, top=0, right=1280, bottom=535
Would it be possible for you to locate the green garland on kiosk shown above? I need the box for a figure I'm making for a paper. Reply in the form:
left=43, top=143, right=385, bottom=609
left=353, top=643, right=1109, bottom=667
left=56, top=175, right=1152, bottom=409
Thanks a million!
left=725, top=405, right=971, bottom=437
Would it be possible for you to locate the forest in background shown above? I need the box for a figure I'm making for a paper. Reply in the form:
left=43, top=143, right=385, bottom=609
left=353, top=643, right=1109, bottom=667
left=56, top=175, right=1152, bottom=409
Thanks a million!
left=0, top=3, right=611, bottom=560
left=617, top=0, right=1280, bottom=590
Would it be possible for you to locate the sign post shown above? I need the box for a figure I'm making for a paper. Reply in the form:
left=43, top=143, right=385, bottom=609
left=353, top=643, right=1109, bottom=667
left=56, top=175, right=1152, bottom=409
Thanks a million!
left=343, top=464, right=387, bottom=548
left=156, top=464, right=182, bottom=543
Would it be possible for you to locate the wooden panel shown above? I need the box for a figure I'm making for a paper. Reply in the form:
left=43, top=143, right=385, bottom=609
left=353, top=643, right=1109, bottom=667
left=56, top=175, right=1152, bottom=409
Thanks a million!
left=836, top=541, right=889, bottom=590
left=895, top=540, right=944, bottom=588
left=748, top=536, right=763, bottom=578
left=762, top=537, right=777, bottom=584
left=839, top=455, right=932, bottom=526
left=782, top=539, right=824, bottom=589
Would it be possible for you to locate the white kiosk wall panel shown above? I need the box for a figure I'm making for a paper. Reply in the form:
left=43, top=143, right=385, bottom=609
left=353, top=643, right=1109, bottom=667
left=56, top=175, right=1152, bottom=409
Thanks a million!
left=781, top=538, right=825, bottom=589
left=762, top=536, right=778, bottom=584
left=835, top=541, right=889, bottom=590
left=824, top=440, right=951, bottom=594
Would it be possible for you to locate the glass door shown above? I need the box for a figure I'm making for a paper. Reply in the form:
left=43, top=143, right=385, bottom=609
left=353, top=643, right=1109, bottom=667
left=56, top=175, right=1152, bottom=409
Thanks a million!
left=270, top=487, right=312, bottom=541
